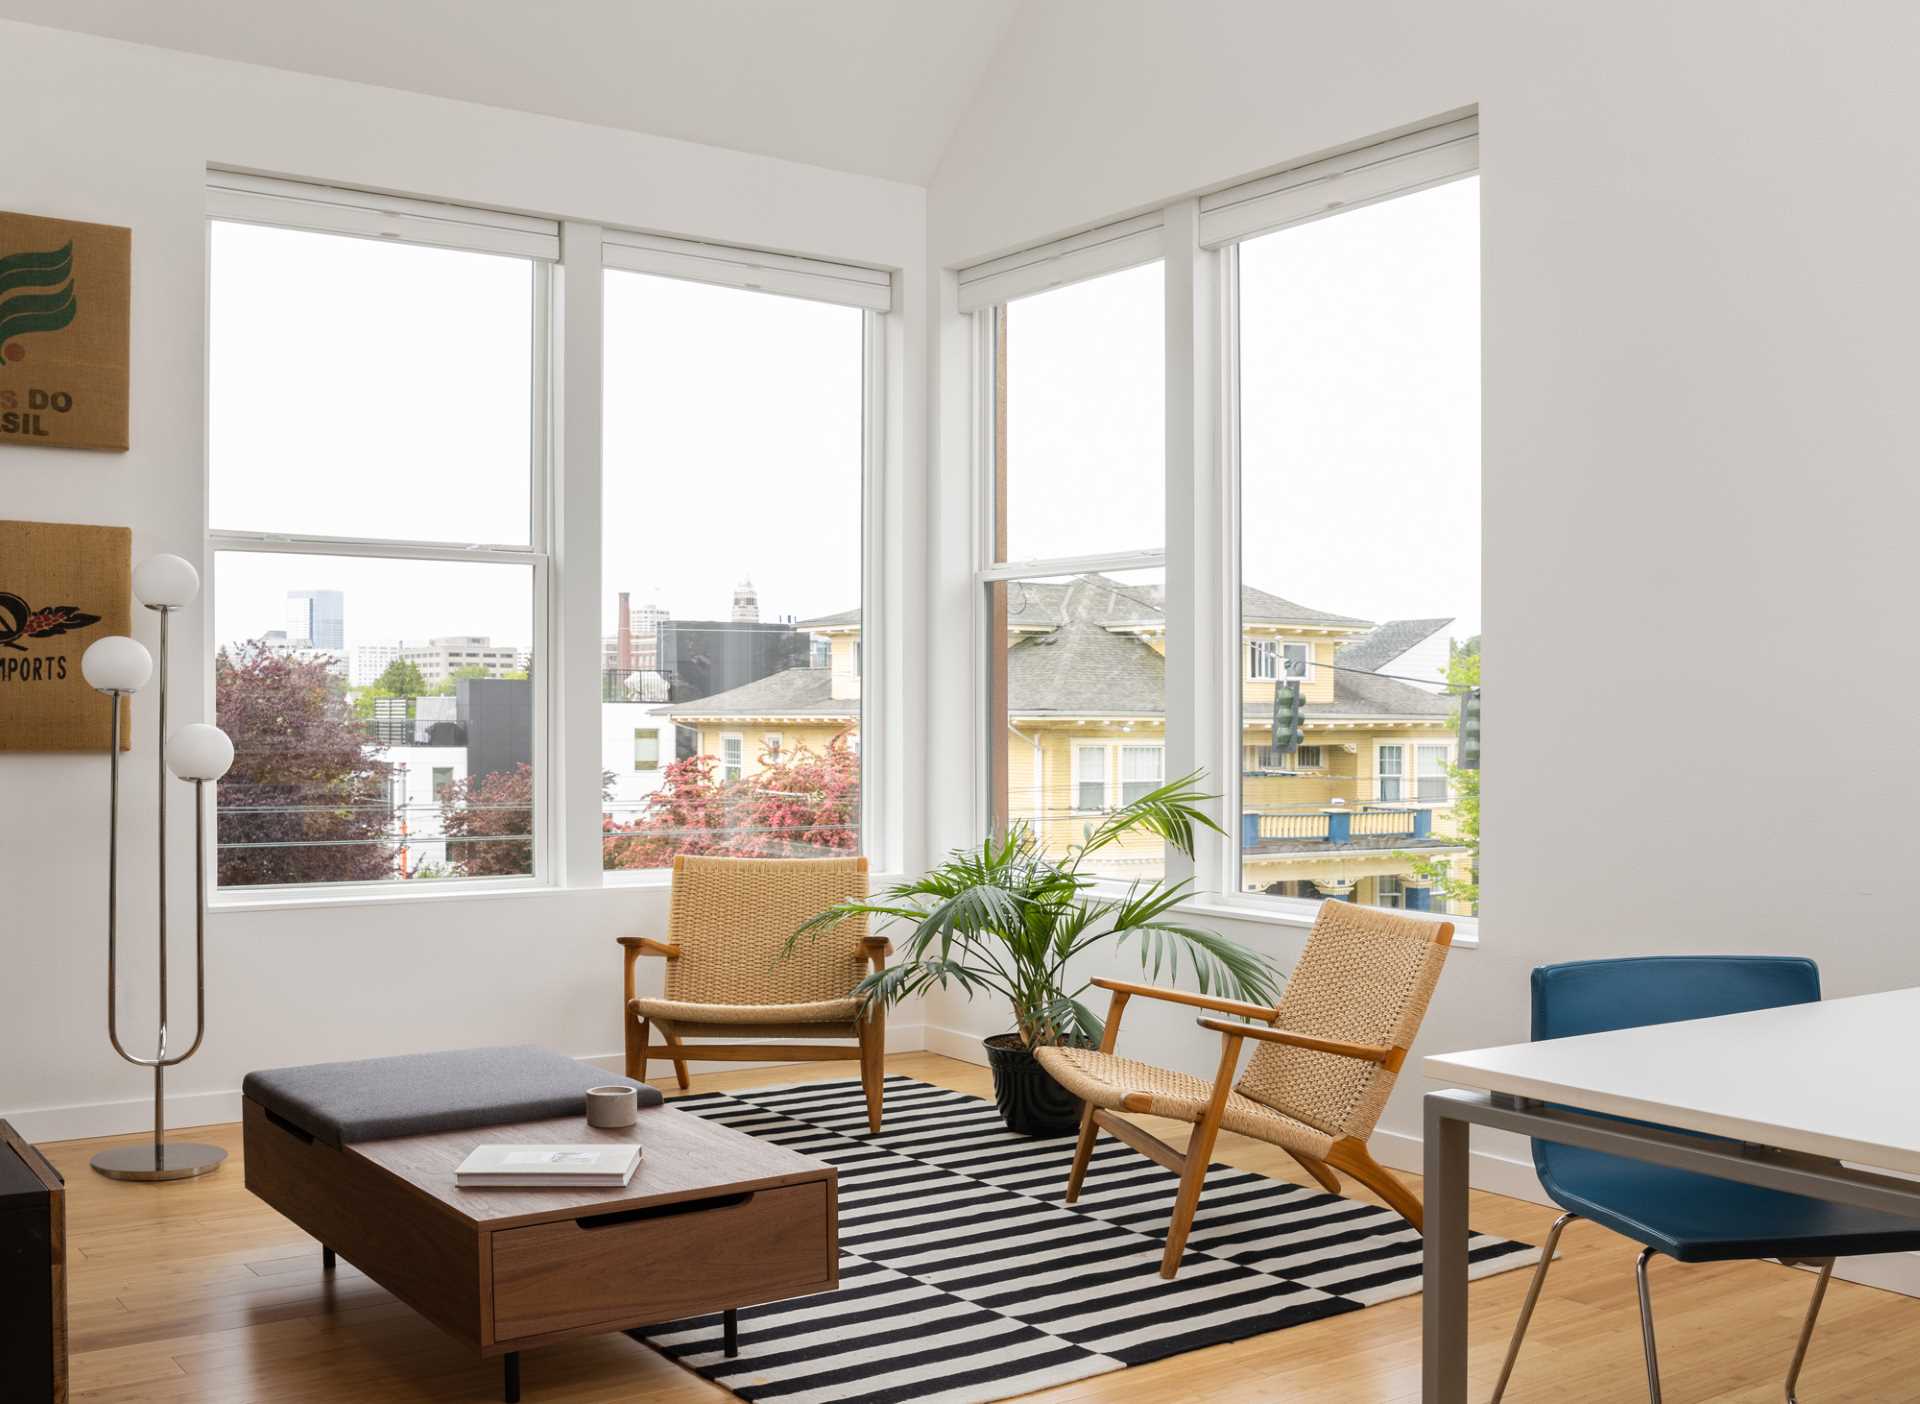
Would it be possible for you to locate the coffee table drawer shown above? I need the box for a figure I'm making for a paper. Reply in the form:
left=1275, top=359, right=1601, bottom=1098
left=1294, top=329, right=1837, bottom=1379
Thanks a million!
left=491, top=1179, right=833, bottom=1341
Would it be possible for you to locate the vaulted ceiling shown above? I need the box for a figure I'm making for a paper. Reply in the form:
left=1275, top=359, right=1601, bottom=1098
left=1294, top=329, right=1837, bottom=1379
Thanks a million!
left=0, top=0, right=1022, bottom=185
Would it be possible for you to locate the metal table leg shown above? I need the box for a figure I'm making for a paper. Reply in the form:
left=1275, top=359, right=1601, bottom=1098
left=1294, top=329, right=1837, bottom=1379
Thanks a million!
left=1422, top=1095, right=1471, bottom=1404
left=503, top=1350, right=520, bottom=1403
left=321, top=1245, right=335, bottom=1272
left=723, top=1307, right=738, bottom=1358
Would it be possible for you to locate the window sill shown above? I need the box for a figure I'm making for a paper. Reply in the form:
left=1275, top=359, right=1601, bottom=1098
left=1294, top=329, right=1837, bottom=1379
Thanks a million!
left=1178, top=894, right=1480, bottom=947
left=210, top=877, right=587, bottom=915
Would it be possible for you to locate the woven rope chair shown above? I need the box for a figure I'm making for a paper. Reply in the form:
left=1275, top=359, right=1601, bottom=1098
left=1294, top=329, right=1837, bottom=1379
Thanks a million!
left=620, top=854, right=891, bottom=1131
left=1036, top=900, right=1453, bottom=1278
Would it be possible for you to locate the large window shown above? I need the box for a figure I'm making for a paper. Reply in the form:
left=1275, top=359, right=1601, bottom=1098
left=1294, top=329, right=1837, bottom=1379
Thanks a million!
left=599, top=268, right=867, bottom=871
left=207, top=200, right=547, bottom=891
left=1231, top=157, right=1480, bottom=918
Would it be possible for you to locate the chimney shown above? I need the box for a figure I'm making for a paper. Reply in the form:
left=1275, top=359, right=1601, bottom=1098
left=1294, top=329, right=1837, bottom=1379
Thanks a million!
left=617, top=591, right=633, bottom=670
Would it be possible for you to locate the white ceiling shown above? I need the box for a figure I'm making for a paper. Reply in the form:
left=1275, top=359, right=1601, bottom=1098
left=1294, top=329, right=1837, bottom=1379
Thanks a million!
left=0, top=0, right=1021, bottom=185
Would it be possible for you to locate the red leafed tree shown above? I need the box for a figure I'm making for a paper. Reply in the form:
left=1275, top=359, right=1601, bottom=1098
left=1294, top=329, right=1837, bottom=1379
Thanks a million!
left=215, top=643, right=395, bottom=886
left=439, top=763, right=536, bottom=877
left=603, top=734, right=859, bottom=868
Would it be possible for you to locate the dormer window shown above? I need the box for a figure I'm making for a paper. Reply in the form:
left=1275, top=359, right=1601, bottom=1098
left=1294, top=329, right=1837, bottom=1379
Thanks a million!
left=1249, top=639, right=1309, bottom=680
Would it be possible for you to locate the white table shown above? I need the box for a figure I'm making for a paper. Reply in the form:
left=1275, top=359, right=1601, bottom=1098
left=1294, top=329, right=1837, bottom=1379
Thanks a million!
left=1420, top=987, right=1920, bottom=1403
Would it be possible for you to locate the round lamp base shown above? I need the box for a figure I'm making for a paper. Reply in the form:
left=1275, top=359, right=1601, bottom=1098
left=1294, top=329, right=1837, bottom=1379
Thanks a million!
left=90, top=1141, right=227, bottom=1182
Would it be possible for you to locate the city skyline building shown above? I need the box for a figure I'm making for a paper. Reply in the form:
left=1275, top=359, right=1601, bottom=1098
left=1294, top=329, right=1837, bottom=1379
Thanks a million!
left=285, top=589, right=345, bottom=650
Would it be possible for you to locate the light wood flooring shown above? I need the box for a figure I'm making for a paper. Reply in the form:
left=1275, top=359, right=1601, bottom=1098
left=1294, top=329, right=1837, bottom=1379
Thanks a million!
left=46, top=1051, right=1920, bottom=1402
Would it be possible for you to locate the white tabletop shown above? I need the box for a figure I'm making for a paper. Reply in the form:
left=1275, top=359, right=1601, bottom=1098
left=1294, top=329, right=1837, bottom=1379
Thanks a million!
left=1424, top=986, right=1920, bottom=1176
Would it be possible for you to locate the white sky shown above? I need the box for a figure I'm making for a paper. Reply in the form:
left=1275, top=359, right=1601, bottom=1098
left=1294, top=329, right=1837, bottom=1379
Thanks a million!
left=207, top=178, right=1477, bottom=656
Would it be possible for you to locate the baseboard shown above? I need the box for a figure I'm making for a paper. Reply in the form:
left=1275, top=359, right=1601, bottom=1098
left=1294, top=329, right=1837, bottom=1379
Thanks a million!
left=924, top=1022, right=991, bottom=1066
left=8, top=1024, right=928, bottom=1145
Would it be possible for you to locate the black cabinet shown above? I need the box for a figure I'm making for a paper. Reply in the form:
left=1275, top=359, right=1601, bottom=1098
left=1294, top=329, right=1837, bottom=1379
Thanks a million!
left=0, top=1121, right=64, bottom=1403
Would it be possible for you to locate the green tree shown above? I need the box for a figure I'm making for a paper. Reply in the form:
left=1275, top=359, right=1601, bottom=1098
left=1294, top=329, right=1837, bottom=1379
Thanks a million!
left=435, top=664, right=493, bottom=695
left=1403, top=637, right=1479, bottom=910
left=375, top=658, right=427, bottom=695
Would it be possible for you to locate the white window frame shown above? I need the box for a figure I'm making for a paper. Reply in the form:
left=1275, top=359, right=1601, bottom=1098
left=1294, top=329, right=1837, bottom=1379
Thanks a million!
left=1248, top=638, right=1278, bottom=680
left=632, top=729, right=659, bottom=772
left=719, top=732, right=745, bottom=782
left=1280, top=640, right=1310, bottom=682
left=1294, top=743, right=1325, bottom=770
left=1118, top=742, right=1165, bottom=806
left=1415, top=741, right=1453, bottom=803
left=1376, top=742, right=1406, bottom=803
left=1072, top=743, right=1109, bottom=813
left=205, top=181, right=556, bottom=903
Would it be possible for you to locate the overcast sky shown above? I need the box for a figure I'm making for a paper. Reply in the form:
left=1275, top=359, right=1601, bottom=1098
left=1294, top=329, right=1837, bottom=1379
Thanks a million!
left=209, top=176, right=1477, bottom=657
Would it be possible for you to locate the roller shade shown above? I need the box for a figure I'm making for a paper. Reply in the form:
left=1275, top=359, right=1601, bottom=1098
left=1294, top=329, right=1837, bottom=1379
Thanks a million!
left=955, top=212, right=1165, bottom=313
left=602, top=230, right=893, bottom=312
left=207, top=172, right=559, bottom=261
left=1199, top=116, right=1478, bottom=249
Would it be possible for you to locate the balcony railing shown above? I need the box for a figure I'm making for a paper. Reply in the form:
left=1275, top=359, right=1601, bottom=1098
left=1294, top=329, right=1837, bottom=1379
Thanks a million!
left=1241, top=805, right=1440, bottom=850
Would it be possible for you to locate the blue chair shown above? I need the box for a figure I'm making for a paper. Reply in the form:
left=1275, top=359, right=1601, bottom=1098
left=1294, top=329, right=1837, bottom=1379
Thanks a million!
left=1491, top=956, right=1920, bottom=1403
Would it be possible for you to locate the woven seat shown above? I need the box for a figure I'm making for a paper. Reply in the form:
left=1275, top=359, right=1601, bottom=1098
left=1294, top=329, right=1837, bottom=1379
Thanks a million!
left=1038, top=1048, right=1336, bottom=1157
left=629, top=996, right=861, bottom=1025
left=1050, top=900, right=1454, bottom=1278
left=620, top=855, right=891, bottom=1130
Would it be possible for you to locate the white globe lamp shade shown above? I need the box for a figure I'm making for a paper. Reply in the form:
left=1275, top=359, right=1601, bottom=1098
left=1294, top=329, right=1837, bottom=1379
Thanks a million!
left=167, top=724, right=235, bottom=782
left=80, top=635, right=153, bottom=694
left=132, top=554, right=200, bottom=609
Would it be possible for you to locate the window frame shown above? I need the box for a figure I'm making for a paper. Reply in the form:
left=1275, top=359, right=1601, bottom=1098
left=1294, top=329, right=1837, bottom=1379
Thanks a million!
left=720, top=731, right=745, bottom=783
left=204, top=194, right=556, bottom=903
left=1248, top=638, right=1277, bottom=680
left=1072, top=742, right=1110, bottom=813
left=1377, top=742, right=1407, bottom=803
left=1415, top=740, right=1453, bottom=804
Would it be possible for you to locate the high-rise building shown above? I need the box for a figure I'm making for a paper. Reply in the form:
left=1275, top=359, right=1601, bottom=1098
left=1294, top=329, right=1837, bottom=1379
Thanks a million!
left=731, top=578, right=759, bottom=623
left=350, top=642, right=403, bottom=688
left=398, top=635, right=525, bottom=687
left=286, top=589, right=345, bottom=650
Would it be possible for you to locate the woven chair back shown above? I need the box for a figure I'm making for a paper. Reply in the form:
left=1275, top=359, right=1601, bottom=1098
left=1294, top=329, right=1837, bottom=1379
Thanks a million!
left=664, top=855, right=870, bottom=1006
left=1236, top=900, right=1451, bottom=1140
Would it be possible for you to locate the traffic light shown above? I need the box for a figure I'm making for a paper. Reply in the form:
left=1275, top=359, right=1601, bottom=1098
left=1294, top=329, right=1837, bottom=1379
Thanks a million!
left=1271, top=681, right=1304, bottom=754
left=1457, top=688, right=1481, bottom=770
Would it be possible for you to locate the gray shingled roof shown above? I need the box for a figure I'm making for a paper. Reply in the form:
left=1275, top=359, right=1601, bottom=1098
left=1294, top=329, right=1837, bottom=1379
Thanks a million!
left=1334, top=617, right=1454, bottom=676
left=796, top=606, right=861, bottom=629
left=659, top=666, right=855, bottom=720
left=810, top=576, right=1372, bottom=634
left=674, top=576, right=1449, bottom=724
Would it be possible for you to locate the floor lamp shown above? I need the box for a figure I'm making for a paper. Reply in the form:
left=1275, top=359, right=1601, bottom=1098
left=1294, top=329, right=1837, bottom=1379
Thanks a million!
left=80, top=554, right=235, bottom=1182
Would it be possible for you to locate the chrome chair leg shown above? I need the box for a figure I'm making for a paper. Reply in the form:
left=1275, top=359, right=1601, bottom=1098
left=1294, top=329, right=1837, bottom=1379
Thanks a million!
left=1635, top=1247, right=1664, bottom=1404
left=1489, top=1212, right=1579, bottom=1403
left=1784, top=1259, right=1834, bottom=1403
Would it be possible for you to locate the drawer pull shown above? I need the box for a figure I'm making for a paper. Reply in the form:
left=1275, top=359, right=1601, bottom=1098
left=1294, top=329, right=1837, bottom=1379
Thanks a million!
left=578, top=1192, right=751, bottom=1229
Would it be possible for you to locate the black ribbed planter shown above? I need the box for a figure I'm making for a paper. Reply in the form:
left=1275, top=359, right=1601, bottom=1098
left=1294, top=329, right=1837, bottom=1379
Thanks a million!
left=983, top=1034, right=1085, bottom=1137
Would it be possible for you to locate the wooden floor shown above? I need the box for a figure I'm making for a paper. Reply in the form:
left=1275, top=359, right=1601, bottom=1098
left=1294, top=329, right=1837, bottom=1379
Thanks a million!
left=46, top=1052, right=1920, bottom=1403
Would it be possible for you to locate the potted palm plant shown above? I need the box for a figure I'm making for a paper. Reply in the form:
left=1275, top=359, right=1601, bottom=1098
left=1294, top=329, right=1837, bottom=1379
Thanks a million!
left=791, top=773, right=1282, bottom=1136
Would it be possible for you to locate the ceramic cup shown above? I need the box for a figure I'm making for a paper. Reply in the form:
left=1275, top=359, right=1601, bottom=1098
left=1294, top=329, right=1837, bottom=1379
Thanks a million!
left=585, top=1084, right=640, bottom=1128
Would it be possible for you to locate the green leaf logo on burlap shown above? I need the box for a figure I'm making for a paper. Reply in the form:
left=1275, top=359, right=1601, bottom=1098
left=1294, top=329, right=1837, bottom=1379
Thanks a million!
left=0, top=242, right=77, bottom=365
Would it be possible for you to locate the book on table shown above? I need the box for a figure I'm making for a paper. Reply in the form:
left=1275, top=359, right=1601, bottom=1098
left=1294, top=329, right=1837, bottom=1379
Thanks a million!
left=454, top=1144, right=641, bottom=1188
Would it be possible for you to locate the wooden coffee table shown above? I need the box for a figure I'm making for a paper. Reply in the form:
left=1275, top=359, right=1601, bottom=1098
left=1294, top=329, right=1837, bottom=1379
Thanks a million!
left=243, top=1097, right=837, bottom=1400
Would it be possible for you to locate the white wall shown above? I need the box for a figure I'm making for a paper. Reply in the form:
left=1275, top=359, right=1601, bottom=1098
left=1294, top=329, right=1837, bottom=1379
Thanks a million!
left=0, top=20, right=927, bottom=1140
left=919, top=0, right=1920, bottom=1291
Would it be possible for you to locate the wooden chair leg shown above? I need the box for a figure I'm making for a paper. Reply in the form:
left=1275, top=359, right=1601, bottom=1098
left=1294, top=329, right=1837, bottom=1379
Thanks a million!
left=625, top=1014, right=649, bottom=1083
left=1160, top=1032, right=1244, bottom=1279
left=1328, top=1138, right=1423, bottom=1232
left=655, top=1022, right=691, bottom=1090
left=857, top=1013, right=885, bottom=1133
left=1064, top=1104, right=1101, bottom=1203
left=1284, top=1146, right=1342, bottom=1195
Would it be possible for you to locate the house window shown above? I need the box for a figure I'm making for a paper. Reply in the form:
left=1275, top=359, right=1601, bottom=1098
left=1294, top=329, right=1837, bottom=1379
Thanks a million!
left=1378, top=744, right=1405, bottom=802
left=1119, top=744, right=1164, bottom=806
left=1249, top=640, right=1277, bottom=679
left=1229, top=135, right=1479, bottom=918
left=632, top=731, right=659, bottom=771
left=1376, top=875, right=1406, bottom=909
left=206, top=186, right=546, bottom=892
left=1244, top=744, right=1281, bottom=771
left=977, top=252, right=1167, bottom=876
left=600, top=267, right=870, bottom=868
left=1074, top=744, right=1108, bottom=811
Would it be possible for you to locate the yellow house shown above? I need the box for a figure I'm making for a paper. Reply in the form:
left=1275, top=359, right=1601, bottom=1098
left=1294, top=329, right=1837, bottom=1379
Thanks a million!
left=663, top=577, right=1473, bottom=914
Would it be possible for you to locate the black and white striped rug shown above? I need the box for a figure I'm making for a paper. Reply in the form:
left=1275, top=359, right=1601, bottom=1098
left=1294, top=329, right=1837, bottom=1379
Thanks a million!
left=635, top=1075, right=1536, bottom=1404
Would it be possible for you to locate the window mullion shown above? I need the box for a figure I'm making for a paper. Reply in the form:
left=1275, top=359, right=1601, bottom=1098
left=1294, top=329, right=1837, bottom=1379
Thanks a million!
left=555, top=220, right=605, bottom=887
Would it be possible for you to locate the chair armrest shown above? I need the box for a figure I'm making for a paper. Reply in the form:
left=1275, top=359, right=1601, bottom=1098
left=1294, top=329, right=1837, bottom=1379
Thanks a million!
left=1089, top=977, right=1277, bottom=1023
left=1194, top=1016, right=1401, bottom=1069
left=616, top=936, right=681, bottom=959
left=860, top=934, right=892, bottom=973
left=861, top=935, right=893, bottom=955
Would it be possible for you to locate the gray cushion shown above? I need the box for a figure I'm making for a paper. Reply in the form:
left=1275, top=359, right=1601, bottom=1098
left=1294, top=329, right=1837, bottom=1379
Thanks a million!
left=242, top=1045, right=663, bottom=1147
